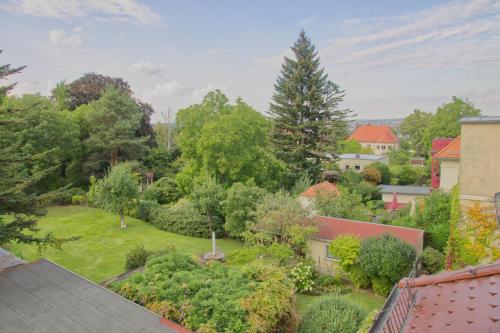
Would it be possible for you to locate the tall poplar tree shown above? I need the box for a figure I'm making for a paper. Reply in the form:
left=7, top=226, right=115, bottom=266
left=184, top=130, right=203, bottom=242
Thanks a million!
left=269, top=31, right=352, bottom=185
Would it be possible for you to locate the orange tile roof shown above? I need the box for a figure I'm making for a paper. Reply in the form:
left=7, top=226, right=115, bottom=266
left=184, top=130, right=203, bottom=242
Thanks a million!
left=432, top=136, right=460, bottom=160
left=348, top=124, right=399, bottom=144
left=392, top=261, right=500, bottom=333
left=300, top=181, right=340, bottom=198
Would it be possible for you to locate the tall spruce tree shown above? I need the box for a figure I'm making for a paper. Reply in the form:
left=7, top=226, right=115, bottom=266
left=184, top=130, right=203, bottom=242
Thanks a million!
left=269, top=31, right=352, bottom=185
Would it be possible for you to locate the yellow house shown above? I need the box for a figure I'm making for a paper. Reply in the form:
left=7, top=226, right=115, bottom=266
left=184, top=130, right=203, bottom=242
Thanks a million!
left=337, top=153, right=388, bottom=172
left=348, top=124, right=399, bottom=156
left=433, top=136, right=461, bottom=192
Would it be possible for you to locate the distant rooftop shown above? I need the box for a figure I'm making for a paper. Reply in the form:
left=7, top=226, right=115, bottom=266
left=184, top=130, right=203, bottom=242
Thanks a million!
left=0, top=253, right=188, bottom=333
left=461, top=116, right=500, bottom=124
left=348, top=124, right=399, bottom=144
left=379, top=185, right=431, bottom=195
left=338, top=153, right=387, bottom=161
left=433, top=136, right=460, bottom=160
left=300, top=181, right=340, bottom=198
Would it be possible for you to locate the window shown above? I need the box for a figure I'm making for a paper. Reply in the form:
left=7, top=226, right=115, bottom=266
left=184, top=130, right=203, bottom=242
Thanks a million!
left=377, top=145, right=380, bottom=149
left=326, top=245, right=340, bottom=261
left=345, top=165, right=350, bottom=170
left=382, top=145, right=386, bottom=150
left=367, top=144, right=371, bottom=148
left=354, top=165, right=360, bottom=170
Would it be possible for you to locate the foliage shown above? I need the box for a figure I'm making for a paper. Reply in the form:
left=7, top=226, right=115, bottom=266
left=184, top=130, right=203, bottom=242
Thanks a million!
left=422, top=97, right=481, bottom=151
left=113, top=252, right=297, bottom=333
left=136, top=200, right=160, bottom=223
left=297, top=296, right=368, bottom=333
left=143, top=177, right=180, bottom=204
left=290, top=262, right=315, bottom=293
left=226, top=243, right=295, bottom=267
left=0, top=49, right=26, bottom=95
left=71, top=194, right=87, bottom=205
left=223, top=181, right=267, bottom=238
left=252, top=191, right=315, bottom=255
left=290, top=173, right=313, bottom=196
left=125, top=244, right=151, bottom=270
left=152, top=199, right=214, bottom=238
left=338, top=139, right=374, bottom=154
left=416, top=190, right=450, bottom=251
left=362, top=166, right=381, bottom=185
left=368, top=162, right=391, bottom=184
left=269, top=31, right=352, bottom=186
left=419, top=247, right=444, bottom=275
left=349, top=264, right=372, bottom=289
left=359, top=234, right=416, bottom=284
left=142, top=146, right=180, bottom=180
left=400, top=110, right=434, bottom=156
left=314, top=190, right=371, bottom=221
left=388, top=149, right=411, bottom=166
left=84, top=87, right=148, bottom=170
left=190, top=177, right=226, bottom=235
left=339, top=171, right=381, bottom=203
left=328, top=234, right=361, bottom=270
left=371, top=276, right=393, bottom=296
left=357, top=309, right=379, bottom=333
left=87, top=163, right=139, bottom=228
left=397, top=165, right=418, bottom=185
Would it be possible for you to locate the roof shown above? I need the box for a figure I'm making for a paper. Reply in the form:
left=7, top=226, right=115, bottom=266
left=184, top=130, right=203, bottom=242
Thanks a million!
left=338, top=153, right=387, bottom=161
left=0, top=257, right=187, bottom=333
left=461, top=116, right=500, bottom=124
left=379, top=185, right=431, bottom=196
left=300, top=181, right=340, bottom=198
left=348, top=124, right=399, bottom=144
left=394, top=261, right=500, bottom=333
left=309, top=216, right=424, bottom=250
left=431, top=138, right=455, bottom=155
left=433, top=136, right=460, bottom=160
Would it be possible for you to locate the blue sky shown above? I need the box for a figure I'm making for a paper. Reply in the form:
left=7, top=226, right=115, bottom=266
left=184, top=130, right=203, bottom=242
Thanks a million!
left=1, top=0, right=499, bottom=122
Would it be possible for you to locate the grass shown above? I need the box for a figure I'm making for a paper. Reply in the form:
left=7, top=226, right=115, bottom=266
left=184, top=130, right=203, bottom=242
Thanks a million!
left=6, top=205, right=243, bottom=283
left=296, top=289, right=385, bottom=316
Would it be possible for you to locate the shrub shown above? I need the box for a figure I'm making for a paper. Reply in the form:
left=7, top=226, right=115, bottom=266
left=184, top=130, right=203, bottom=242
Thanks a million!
left=297, top=296, right=368, bottom=333
left=328, top=234, right=361, bottom=271
left=290, top=262, right=315, bottom=293
left=125, top=245, right=151, bottom=271
left=151, top=199, right=216, bottom=238
left=368, top=162, right=391, bottom=184
left=142, top=177, right=180, bottom=204
left=71, top=194, right=87, bottom=205
left=419, top=247, right=445, bottom=274
left=51, top=187, right=86, bottom=205
left=362, top=166, right=381, bottom=185
left=136, top=200, right=160, bottom=223
left=310, top=275, right=349, bottom=296
left=371, top=276, right=393, bottom=296
left=349, top=264, right=371, bottom=289
left=398, top=165, right=418, bottom=185
left=359, top=233, right=416, bottom=284
left=226, top=243, right=295, bottom=267
left=357, top=309, right=379, bottom=333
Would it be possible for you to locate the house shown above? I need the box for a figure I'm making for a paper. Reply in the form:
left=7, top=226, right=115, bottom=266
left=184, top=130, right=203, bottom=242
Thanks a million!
left=379, top=185, right=431, bottom=211
left=307, top=216, right=424, bottom=274
left=431, top=136, right=460, bottom=192
left=0, top=248, right=190, bottom=333
left=348, top=124, right=399, bottom=155
left=299, top=181, right=340, bottom=210
left=370, top=260, right=500, bottom=333
left=337, top=153, right=388, bottom=172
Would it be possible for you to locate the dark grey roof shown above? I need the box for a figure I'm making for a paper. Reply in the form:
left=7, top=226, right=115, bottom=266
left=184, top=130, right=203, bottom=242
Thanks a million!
left=338, top=153, right=387, bottom=161
left=0, top=248, right=25, bottom=272
left=461, top=116, right=500, bottom=124
left=0, top=258, right=178, bottom=333
left=378, top=185, right=431, bottom=195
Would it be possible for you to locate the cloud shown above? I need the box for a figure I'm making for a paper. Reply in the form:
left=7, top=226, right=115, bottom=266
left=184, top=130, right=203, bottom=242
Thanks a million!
left=48, top=26, right=83, bottom=47
left=3, top=0, right=160, bottom=24
left=132, top=62, right=166, bottom=76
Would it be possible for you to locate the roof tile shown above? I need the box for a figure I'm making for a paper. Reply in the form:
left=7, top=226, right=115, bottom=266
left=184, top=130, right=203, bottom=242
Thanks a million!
left=432, top=136, right=460, bottom=159
left=348, top=124, right=399, bottom=144
left=300, top=181, right=340, bottom=198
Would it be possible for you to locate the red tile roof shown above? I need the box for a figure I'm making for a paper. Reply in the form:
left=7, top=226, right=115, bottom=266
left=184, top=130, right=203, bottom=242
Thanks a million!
left=300, top=181, right=340, bottom=198
left=348, top=124, right=399, bottom=144
left=310, top=216, right=424, bottom=251
left=396, top=261, right=500, bottom=333
left=433, top=136, right=460, bottom=160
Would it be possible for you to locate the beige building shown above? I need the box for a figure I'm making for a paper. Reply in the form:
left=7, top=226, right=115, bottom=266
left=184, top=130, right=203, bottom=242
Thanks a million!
left=379, top=185, right=431, bottom=211
left=308, top=216, right=424, bottom=275
left=337, top=153, right=388, bottom=172
left=433, top=137, right=461, bottom=192
left=459, top=117, right=500, bottom=208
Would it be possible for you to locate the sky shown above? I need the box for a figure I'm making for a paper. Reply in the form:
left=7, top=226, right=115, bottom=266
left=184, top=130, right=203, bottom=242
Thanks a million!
left=1, top=0, right=499, bottom=122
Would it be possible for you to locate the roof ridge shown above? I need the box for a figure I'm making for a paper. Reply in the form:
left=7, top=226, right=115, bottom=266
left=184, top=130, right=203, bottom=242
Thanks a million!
left=314, top=215, right=425, bottom=233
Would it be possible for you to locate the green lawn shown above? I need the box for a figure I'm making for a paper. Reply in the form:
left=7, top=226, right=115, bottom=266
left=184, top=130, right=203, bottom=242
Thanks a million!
left=296, top=289, right=385, bottom=316
left=6, top=205, right=243, bottom=283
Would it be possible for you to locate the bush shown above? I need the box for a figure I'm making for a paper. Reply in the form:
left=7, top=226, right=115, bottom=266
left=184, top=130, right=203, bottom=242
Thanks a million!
left=328, top=234, right=361, bottom=270
left=297, top=296, right=368, bottom=333
left=151, top=199, right=216, bottom=238
left=359, top=233, right=416, bottom=284
left=357, top=309, right=379, bottom=333
left=368, top=162, right=391, bottom=184
left=71, top=194, right=87, bottom=205
left=362, top=166, right=381, bottom=185
left=419, top=247, right=445, bottom=274
left=398, top=165, right=418, bottom=185
left=51, top=187, right=86, bottom=205
left=371, top=276, right=393, bottom=296
left=310, top=275, right=349, bottom=296
left=142, top=177, right=180, bottom=204
left=349, top=264, right=371, bottom=289
left=290, top=262, right=315, bottom=293
left=125, top=245, right=151, bottom=271
left=136, top=200, right=160, bottom=223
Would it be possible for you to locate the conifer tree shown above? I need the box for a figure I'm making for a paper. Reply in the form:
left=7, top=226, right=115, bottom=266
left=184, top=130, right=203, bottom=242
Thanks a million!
left=269, top=31, right=352, bottom=184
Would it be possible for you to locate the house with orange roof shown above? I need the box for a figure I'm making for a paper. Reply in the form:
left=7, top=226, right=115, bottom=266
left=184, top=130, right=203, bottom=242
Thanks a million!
left=298, top=181, right=340, bottom=210
left=432, top=136, right=461, bottom=192
left=348, top=124, right=399, bottom=156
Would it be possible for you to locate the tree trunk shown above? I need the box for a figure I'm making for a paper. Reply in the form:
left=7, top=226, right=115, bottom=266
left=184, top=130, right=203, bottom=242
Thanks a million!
left=120, top=211, right=127, bottom=229
left=207, top=208, right=213, bottom=236
left=110, top=150, right=118, bottom=166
